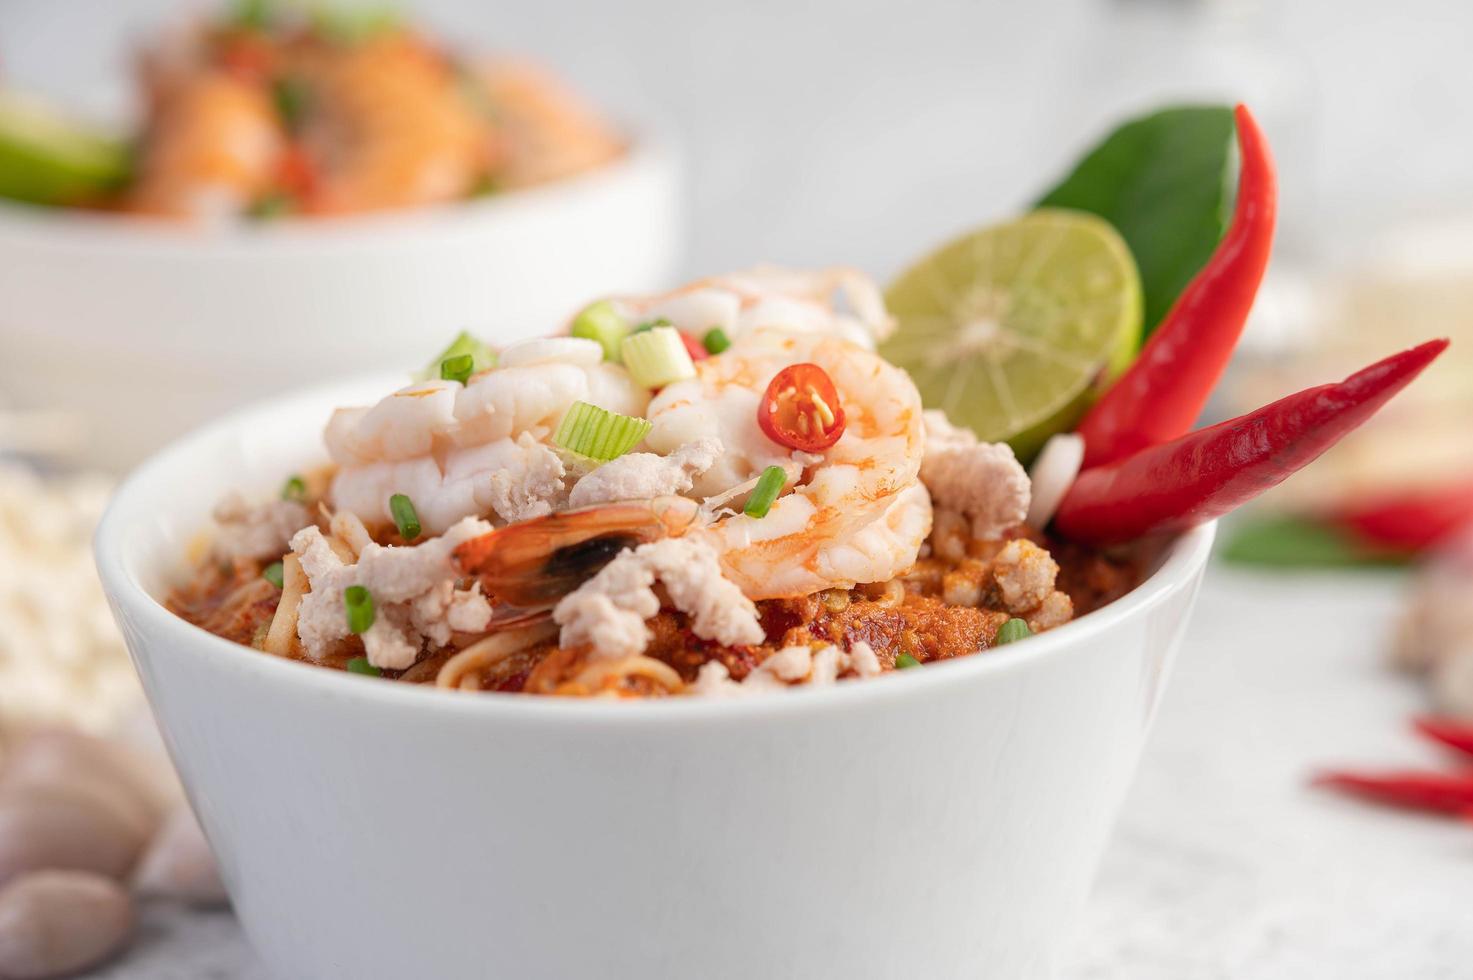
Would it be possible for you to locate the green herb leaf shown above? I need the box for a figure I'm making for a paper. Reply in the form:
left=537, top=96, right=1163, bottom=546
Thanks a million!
left=894, top=653, right=921, bottom=670
left=345, top=656, right=381, bottom=676
left=1035, top=105, right=1236, bottom=337
left=262, top=561, right=285, bottom=589
left=1219, top=515, right=1408, bottom=569
left=281, top=475, right=307, bottom=502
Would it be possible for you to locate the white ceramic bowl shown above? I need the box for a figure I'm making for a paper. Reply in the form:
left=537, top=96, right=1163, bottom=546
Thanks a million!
left=95, top=377, right=1214, bottom=980
left=0, top=137, right=680, bottom=471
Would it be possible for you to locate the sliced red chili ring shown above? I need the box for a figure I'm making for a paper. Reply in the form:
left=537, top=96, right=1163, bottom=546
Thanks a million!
left=757, top=363, right=846, bottom=452
left=679, top=331, right=709, bottom=362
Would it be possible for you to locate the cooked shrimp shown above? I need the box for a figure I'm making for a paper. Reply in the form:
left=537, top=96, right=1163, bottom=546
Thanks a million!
left=459, top=328, right=931, bottom=600
left=128, top=70, right=283, bottom=219
left=294, top=31, right=490, bottom=214
left=326, top=349, right=648, bottom=535
left=472, top=60, right=622, bottom=187
left=602, top=268, right=893, bottom=351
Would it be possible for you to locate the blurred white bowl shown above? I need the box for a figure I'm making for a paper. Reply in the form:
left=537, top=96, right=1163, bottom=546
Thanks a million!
left=95, top=375, right=1213, bottom=980
left=0, top=135, right=681, bottom=470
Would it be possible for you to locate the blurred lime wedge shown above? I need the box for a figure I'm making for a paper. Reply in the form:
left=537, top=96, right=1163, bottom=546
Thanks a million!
left=881, top=208, right=1142, bottom=460
left=0, top=93, right=130, bottom=206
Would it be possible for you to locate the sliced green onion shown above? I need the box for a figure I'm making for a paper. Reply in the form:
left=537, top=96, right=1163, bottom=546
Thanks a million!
left=620, top=326, right=697, bottom=389
left=995, top=618, right=1032, bottom=645
left=272, top=77, right=310, bottom=133
left=570, top=300, right=630, bottom=362
left=281, top=475, right=306, bottom=502
left=389, top=493, right=421, bottom=541
left=743, top=465, right=787, bottom=518
left=345, top=657, right=381, bottom=677
left=262, top=561, right=284, bottom=589
left=895, top=652, right=921, bottom=669
left=416, top=331, right=496, bottom=381
left=702, top=327, right=731, bottom=355
left=553, top=401, right=652, bottom=462
left=440, top=353, right=475, bottom=385
left=630, top=317, right=671, bottom=335
left=344, top=585, right=374, bottom=634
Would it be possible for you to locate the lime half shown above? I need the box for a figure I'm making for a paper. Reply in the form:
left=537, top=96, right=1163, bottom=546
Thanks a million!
left=881, top=208, right=1142, bottom=460
left=0, top=93, right=131, bottom=207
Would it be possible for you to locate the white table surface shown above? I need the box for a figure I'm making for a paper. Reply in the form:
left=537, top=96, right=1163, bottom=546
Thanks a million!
left=91, top=564, right=1473, bottom=979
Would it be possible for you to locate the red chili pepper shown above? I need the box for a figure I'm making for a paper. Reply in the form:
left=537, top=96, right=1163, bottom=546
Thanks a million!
left=1414, top=716, right=1473, bottom=762
left=1326, top=477, right=1473, bottom=553
left=758, top=363, right=847, bottom=452
left=679, top=331, right=710, bottom=362
left=1054, top=339, right=1449, bottom=545
left=1313, top=769, right=1473, bottom=815
left=275, top=143, right=317, bottom=201
left=1076, top=104, right=1277, bottom=469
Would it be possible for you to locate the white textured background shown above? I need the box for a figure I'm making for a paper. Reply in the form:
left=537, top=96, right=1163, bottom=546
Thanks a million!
left=4, top=0, right=1473, bottom=975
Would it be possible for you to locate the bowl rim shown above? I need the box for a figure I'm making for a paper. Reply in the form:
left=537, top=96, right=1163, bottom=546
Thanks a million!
left=0, top=127, right=677, bottom=253
left=94, top=374, right=1216, bottom=728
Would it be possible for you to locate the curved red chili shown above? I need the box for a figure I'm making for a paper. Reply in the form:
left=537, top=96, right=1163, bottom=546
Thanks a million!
left=1054, top=339, right=1449, bottom=546
left=679, top=331, right=710, bottom=362
left=1414, top=717, right=1473, bottom=761
left=1313, top=769, right=1473, bottom=815
left=758, top=363, right=846, bottom=452
left=1327, top=477, right=1473, bottom=553
left=1077, top=104, right=1278, bottom=469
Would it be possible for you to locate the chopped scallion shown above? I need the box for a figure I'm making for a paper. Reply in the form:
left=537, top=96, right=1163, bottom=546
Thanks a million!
left=344, top=585, right=374, bottom=634
left=262, top=561, right=284, bottom=589
left=416, top=331, right=496, bottom=381
left=389, top=493, right=421, bottom=541
left=570, top=300, right=631, bottom=361
left=345, top=657, right=381, bottom=676
left=552, top=401, right=652, bottom=461
left=630, top=317, right=671, bottom=335
left=281, top=475, right=306, bottom=502
left=743, top=465, right=787, bottom=518
left=620, top=326, right=697, bottom=389
left=440, top=353, right=475, bottom=385
left=895, top=653, right=921, bottom=669
left=995, top=618, right=1032, bottom=645
left=702, top=327, right=731, bottom=355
